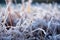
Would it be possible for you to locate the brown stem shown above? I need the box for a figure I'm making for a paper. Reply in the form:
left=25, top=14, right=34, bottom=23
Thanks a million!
left=8, top=13, right=13, bottom=26
left=8, top=7, right=13, bottom=26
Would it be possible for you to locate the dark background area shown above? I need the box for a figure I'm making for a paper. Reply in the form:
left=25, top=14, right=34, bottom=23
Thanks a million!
left=0, top=0, right=60, bottom=4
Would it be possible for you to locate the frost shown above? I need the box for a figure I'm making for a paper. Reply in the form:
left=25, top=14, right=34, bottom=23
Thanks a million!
left=0, top=3, right=60, bottom=40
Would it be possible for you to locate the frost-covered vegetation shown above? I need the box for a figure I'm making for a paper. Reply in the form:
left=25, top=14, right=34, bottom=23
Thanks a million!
left=0, top=0, right=60, bottom=40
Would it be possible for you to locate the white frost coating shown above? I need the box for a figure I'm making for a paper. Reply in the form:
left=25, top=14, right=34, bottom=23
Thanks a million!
left=31, top=28, right=46, bottom=35
left=0, top=3, right=60, bottom=40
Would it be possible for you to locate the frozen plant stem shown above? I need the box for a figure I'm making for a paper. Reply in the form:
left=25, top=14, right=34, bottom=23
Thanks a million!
left=5, top=0, right=12, bottom=5
left=31, top=28, right=46, bottom=35
left=27, top=0, right=32, bottom=13
left=22, top=0, right=25, bottom=11
left=5, top=0, right=13, bottom=26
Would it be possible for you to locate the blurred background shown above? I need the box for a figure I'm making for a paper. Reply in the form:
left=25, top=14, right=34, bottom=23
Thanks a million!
left=0, top=0, right=60, bottom=4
